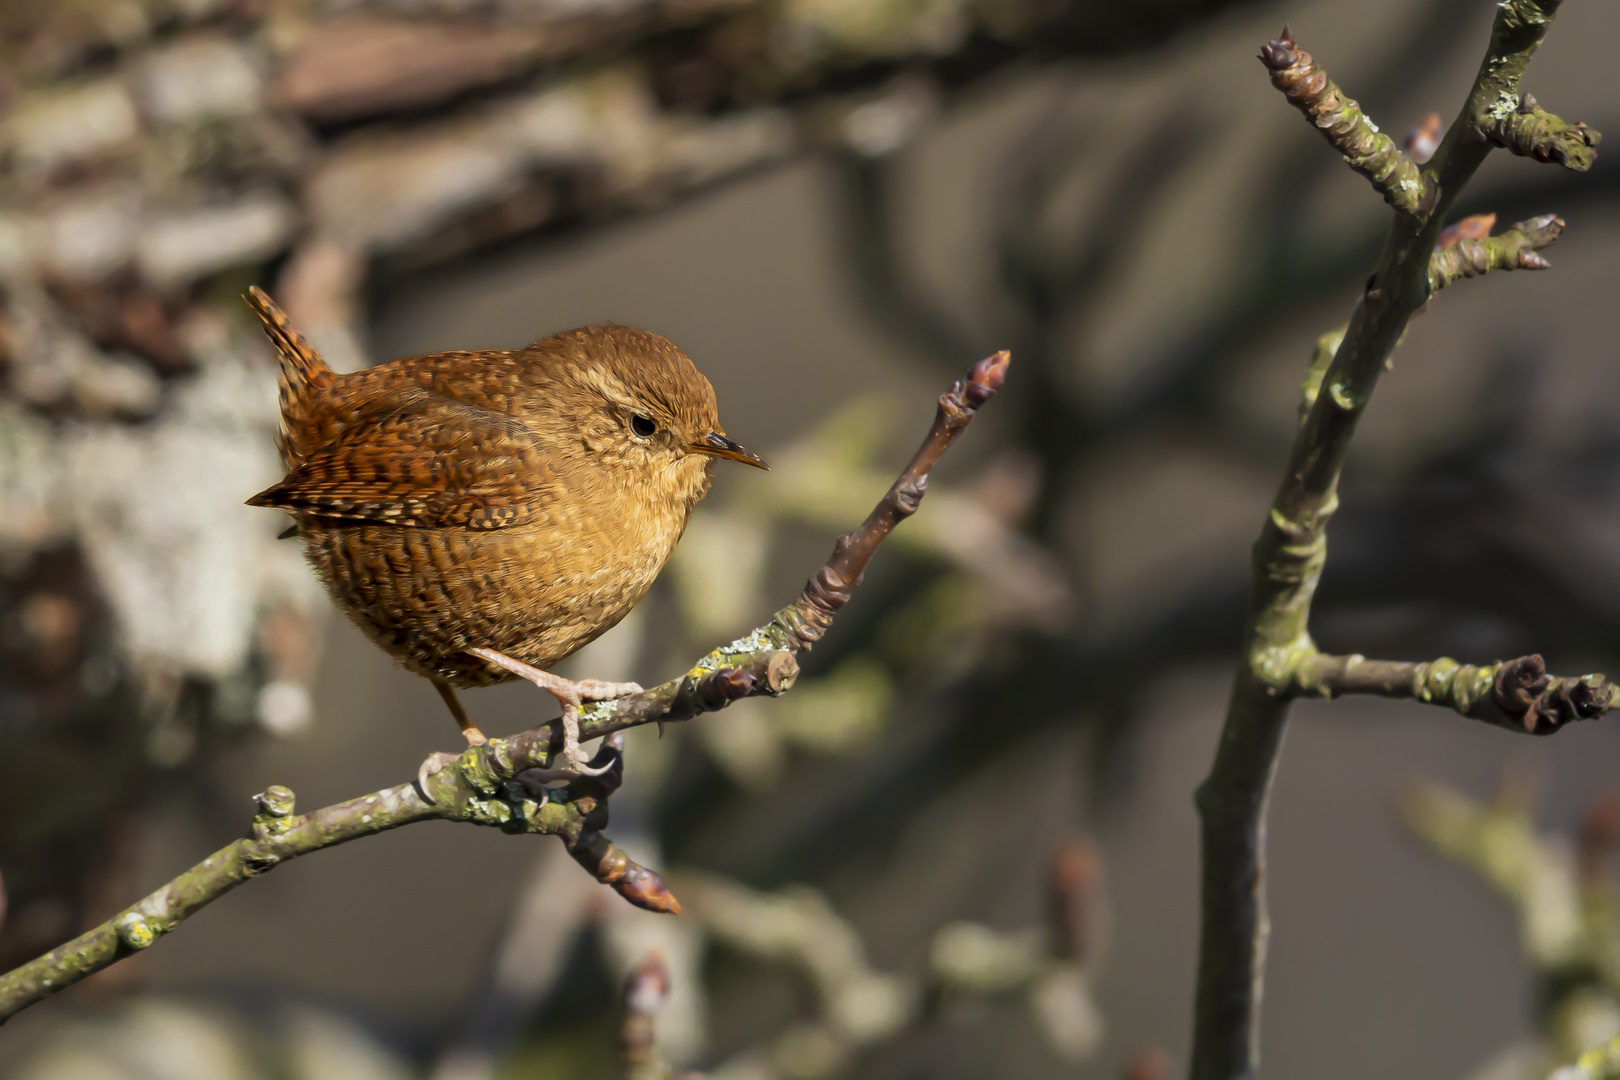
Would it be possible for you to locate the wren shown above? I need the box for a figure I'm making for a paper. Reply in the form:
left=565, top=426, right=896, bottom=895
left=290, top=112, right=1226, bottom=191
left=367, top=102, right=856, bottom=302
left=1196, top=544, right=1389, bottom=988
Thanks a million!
left=243, top=287, right=766, bottom=791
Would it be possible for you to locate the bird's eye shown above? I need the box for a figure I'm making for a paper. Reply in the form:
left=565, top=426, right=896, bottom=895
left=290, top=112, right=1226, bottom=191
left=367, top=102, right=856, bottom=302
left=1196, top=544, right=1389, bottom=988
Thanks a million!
left=630, top=414, right=658, bottom=438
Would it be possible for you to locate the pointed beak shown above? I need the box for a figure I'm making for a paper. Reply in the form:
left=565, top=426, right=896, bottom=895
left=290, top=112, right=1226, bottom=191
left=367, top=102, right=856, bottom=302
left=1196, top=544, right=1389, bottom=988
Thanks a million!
left=690, top=431, right=769, bottom=470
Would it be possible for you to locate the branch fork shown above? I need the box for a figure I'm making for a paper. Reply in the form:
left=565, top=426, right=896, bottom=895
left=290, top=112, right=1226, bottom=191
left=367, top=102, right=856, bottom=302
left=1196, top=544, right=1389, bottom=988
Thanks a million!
left=1194, top=5, right=1605, bottom=1079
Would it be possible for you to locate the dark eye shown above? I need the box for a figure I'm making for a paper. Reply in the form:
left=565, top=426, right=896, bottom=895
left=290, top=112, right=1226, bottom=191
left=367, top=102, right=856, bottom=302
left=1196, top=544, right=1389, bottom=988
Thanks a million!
left=630, top=414, right=657, bottom=437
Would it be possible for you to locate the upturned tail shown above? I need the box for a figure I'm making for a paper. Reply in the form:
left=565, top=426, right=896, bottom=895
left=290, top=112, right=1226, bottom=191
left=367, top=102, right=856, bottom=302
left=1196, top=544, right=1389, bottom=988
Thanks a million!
left=245, top=285, right=335, bottom=468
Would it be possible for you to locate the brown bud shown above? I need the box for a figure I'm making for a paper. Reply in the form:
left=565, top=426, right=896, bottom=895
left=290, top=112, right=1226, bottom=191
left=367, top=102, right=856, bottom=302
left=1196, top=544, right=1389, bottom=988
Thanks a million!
left=1519, top=91, right=1539, bottom=114
left=1435, top=212, right=1496, bottom=251
left=624, top=950, right=670, bottom=1016
left=1580, top=793, right=1620, bottom=877
left=1048, top=836, right=1103, bottom=962
left=1493, top=654, right=1549, bottom=715
left=696, top=666, right=755, bottom=710
left=1259, top=35, right=1298, bottom=70
left=1405, top=112, right=1443, bottom=164
left=1124, top=1047, right=1174, bottom=1080
left=617, top=864, right=682, bottom=914
left=964, top=350, right=1010, bottom=406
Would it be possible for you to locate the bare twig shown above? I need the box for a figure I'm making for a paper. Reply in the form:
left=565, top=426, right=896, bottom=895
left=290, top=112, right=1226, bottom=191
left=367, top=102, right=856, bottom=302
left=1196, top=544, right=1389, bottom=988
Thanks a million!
left=1428, top=214, right=1565, bottom=292
left=0, top=351, right=1010, bottom=1025
left=1481, top=91, right=1601, bottom=171
left=689, top=835, right=1104, bottom=1078
left=1191, top=5, right=1601, bottom=1080
left=1296, top=652, right=1618, bottom=734
left=1259, top=27, right=1429, bottom=214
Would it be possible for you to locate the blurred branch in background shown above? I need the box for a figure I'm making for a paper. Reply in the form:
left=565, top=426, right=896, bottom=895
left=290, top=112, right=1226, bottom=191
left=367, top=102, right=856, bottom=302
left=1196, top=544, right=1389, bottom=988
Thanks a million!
left=621, top=951, right=698, bottom=1080
left=684, top=837, right=1107, bottom=1080
left=1401, top=772, right=1620, bottom=1080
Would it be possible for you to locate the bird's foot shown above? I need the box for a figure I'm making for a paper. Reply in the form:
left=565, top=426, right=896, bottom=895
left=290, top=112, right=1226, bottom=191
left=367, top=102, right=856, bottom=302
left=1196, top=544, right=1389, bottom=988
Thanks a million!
left=416, top=724, right=487, bottom=803
left=466, top=647, right=642, bottom=778
left=417, top=751, right=462, bottom=803
left=571, top=678, right=644, bottom=702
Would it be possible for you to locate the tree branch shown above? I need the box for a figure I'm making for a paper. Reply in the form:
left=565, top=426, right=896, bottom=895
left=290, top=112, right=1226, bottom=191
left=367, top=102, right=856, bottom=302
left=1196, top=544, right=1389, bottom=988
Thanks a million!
left=1481, top=92, right=1601, bottom=171
left=1428, top=214, right=1564, bottom=292
left=0, top=350, right=1010, bottom=1026
left=1259, top=28, right=1430, bottom=215
left=1296, top=652, right=1619, bottom=734
left=1191, top=5, right=1600, bottom=1080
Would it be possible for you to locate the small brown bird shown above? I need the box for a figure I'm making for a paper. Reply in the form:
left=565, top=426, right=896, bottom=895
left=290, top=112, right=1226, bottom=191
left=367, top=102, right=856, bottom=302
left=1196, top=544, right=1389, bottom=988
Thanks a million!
left=242, top=287, right=766, bottom=790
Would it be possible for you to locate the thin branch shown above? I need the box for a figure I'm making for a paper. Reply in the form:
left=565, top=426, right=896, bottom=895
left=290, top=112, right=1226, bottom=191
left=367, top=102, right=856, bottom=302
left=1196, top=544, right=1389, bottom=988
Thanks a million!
left=1296, top=652, right=1619, bottom=734
left=1191, top=5, right=1599, bottom=1080
left=1259, top=27, right=1430, bottom=215
left=1428, top=214, right=1565, bottom=293
left=1481, top=91, right=1601, bottom=171
left=0, top=351, right=1011, bottom=1026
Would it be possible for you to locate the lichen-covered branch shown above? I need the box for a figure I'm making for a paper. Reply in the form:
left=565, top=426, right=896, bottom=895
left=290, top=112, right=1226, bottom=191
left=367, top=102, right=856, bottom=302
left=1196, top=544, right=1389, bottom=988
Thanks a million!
left=1429, top=214, right=1565, bottom=292
left=0, top=351, right=1009, bottom=1025
left=1259, top=28, right=1429, bottom=214
left=1296, top=653, right=1619, bottom=735
left=1191, top=5, right=1598, bottom=1080
left=1481, top=92, right=1602, bottom=171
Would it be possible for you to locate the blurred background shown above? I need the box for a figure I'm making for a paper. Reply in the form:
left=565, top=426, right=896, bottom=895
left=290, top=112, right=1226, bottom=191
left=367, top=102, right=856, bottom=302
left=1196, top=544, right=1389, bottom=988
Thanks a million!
left=3, top=0, right=1620, bottom=1078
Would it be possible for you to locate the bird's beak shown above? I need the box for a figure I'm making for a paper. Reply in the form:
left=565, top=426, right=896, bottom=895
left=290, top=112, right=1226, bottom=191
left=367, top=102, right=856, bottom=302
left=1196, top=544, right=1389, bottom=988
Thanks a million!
left=690, top=432, right=769, bottom=470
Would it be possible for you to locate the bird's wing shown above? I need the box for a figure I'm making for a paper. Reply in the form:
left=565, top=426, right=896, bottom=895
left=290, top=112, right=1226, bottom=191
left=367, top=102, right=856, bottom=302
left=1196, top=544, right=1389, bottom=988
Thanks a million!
left=246, top=392, right=562, bottom=530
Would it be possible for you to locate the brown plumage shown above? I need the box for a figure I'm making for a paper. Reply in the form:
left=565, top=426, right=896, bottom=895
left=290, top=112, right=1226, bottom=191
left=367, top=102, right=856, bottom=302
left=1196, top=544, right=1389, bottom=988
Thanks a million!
left=243, top=286, right=765, bottom=785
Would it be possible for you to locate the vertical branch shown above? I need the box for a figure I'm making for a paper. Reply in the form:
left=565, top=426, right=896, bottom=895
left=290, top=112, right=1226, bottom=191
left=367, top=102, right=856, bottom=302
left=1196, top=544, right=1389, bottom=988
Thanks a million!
left=1190, top=4, right=1595, bottom=1080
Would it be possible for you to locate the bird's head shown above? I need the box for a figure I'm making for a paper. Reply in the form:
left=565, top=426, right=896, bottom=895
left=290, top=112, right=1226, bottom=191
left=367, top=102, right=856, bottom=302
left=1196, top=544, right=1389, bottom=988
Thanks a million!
left=531, top=326, right=766, bottom=508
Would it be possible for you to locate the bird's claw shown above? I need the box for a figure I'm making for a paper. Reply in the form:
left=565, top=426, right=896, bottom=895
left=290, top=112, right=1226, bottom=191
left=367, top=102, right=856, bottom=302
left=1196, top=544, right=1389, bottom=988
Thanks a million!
left=463, top=647, right=641, bottom=777
left=559, top=702, right=615, bottom=777
left=416, top=750, right=463, bottom=804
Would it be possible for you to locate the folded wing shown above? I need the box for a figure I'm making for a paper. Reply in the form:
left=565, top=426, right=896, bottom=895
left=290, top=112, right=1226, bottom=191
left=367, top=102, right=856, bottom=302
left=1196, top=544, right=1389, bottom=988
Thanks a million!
left=247, top=392, right=561, bottom=530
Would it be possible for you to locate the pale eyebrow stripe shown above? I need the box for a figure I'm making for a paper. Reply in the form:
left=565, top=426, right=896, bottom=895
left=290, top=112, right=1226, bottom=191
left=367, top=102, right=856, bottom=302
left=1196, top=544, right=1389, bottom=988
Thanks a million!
left=576, top=365, right=637, bottom=409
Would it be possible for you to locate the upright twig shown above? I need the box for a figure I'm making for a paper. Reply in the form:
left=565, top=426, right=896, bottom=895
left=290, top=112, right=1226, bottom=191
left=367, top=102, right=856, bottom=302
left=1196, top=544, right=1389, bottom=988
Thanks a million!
left=0, top=351, right=1010, bottom=1026
left=1191, top=6, right=1602, bottom=1080
left=622, top=952, right=697, bottom=1080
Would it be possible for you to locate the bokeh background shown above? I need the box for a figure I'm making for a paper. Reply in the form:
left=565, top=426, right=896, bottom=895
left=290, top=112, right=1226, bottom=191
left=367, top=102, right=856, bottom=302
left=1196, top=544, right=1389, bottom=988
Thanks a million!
left=3, top=0, right=1620, bottom=1078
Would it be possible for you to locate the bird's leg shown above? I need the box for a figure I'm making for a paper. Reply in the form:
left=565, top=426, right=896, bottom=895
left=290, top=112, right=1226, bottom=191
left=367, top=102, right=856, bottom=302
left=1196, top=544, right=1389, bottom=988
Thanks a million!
left=467, top=646, right=640, bottom=777
left=417, top=678, right=488, bottom=802
left=434, top=678, right=487, bottom=745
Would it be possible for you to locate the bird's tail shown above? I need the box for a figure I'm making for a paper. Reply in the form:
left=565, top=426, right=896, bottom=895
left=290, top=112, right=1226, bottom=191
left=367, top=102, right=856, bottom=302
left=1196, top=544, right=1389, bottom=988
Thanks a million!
left=245, top=286, right=335, bottom=467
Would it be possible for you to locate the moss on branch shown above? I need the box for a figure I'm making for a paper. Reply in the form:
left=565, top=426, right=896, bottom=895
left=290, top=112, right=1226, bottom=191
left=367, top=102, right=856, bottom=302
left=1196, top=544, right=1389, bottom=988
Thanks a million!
left=1481, top=93, right=1601, bottom=171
